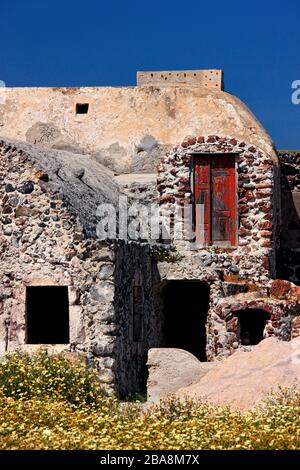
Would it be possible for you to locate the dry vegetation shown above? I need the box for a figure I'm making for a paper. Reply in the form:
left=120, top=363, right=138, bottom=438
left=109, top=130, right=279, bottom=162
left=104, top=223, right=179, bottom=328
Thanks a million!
left=0, top=351, right=299, bottom=450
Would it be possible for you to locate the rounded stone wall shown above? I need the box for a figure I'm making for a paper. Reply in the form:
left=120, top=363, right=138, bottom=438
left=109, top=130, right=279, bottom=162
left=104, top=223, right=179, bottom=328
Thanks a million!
left=157, top=135, right=280, bottom=282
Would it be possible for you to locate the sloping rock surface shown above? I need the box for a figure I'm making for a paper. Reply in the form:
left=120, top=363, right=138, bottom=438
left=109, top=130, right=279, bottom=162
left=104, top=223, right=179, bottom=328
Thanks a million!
left=147, top=348, right=217, bottom=403
left=1, top=138, right=120, bottom=237
left=177, top=337, right=300, bottom=409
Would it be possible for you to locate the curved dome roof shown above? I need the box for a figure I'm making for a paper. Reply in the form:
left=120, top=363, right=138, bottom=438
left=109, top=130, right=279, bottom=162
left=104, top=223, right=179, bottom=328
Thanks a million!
left=129, top=85, right=277, bottom=162
left=0, top=83, right=278, bottom=172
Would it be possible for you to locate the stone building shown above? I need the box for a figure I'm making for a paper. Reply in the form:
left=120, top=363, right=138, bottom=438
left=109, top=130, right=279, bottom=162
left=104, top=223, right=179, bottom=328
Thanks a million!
left=0, top=70, right=300, bottom=396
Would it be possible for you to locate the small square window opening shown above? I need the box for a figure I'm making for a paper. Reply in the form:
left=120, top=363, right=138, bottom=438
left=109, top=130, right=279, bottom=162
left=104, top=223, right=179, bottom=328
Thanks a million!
left=76, top=103, right=89, bottom=114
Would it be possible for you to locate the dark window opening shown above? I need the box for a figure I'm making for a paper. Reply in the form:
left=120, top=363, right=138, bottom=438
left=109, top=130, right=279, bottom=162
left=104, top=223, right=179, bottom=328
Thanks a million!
left=161, top=281, right=209, bottom=361
left=235, top=309, right=269, bottom=345
left=26, top=286, right=69, bottom=344
left=132, top=286, right=144, bottom=342
left=76, top=103, right=89, bottom=114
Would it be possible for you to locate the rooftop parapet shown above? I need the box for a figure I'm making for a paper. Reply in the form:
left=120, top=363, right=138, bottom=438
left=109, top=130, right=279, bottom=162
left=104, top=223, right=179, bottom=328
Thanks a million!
left=137, top=69, right=224, bottom=90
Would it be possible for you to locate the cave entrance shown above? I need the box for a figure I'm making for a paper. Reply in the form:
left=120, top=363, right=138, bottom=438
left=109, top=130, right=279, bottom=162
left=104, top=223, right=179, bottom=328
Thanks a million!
left=235, top=309, right=269, bottom=345
left=161, top=281, right=209, bottom=361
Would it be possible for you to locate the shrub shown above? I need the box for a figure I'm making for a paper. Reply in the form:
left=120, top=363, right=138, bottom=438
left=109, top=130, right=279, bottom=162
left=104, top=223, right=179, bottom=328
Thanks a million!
left=0, top=392, right=299, bottom=450
left=0, top=350, right=108, bottom=408
left=0, top=352, right=299, bottom=450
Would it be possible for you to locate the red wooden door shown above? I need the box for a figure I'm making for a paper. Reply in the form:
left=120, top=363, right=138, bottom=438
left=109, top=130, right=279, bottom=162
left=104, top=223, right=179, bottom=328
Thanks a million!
left=194, top=156, right=211, bottom=245
left=211, top=155, right=236, bottom=246
left=193, top=155, right=236, bottom=247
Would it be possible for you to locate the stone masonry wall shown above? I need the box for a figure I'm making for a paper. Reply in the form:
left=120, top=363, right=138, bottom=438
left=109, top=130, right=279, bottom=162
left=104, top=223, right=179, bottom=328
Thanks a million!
left=113, top=242, right=162, bottom=396
left=154, top=138, right=300, bottom=362
left=157, top=259, right=300, bottom=360
left=0, top=140, right=118, bottom=393
left=278, top=151, right=300, bottom=284
left=1, top=139, right=300, bottom=393
left=158, top=135, right=280, bottom=283
left=207, top=288, right=300, bottom=360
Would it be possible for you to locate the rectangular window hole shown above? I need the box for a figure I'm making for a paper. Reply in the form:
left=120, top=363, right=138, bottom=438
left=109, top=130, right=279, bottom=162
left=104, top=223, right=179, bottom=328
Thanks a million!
left=76, top=103, right=89, bottom=114
left=26, top=286, right=70, bottom=344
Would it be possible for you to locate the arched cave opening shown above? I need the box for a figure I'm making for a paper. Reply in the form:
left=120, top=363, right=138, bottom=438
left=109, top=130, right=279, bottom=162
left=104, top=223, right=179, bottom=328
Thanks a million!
left=161, top=281, right=210, bottom=361
left=234, top=308, right=270, bottom=346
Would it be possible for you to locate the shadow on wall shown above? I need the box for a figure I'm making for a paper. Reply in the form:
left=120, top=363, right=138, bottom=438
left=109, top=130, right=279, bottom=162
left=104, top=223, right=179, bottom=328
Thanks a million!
left=277, top=167, right=300, bottom=285
left=113, top=244, right=163, bottom=398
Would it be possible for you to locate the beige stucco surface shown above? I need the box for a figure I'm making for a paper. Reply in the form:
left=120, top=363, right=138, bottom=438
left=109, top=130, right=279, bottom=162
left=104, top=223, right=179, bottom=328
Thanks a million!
left=0, top=85, right=277, bottom=172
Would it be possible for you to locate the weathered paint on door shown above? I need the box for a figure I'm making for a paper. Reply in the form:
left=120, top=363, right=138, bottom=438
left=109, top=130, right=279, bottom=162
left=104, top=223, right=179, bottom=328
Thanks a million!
left=194, top=156, right=211, bottom=245
left=211, top=155, right=236, bottom=246
left=194, top=154, right=236, bottom=246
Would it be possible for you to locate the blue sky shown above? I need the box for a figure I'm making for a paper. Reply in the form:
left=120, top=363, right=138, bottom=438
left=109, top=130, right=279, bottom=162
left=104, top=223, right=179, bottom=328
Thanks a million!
left=0, top=0, right=299, bottom=149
